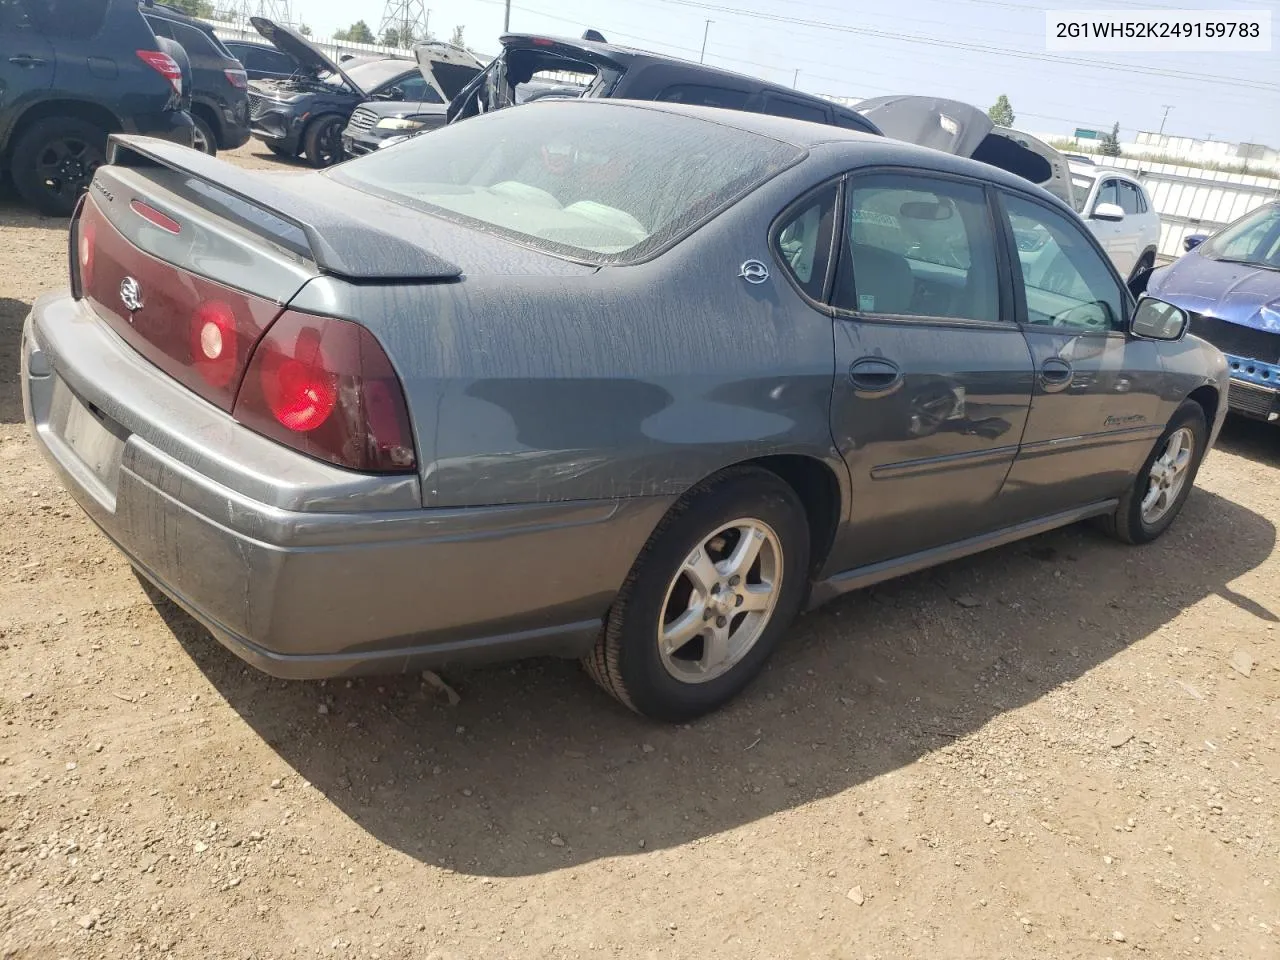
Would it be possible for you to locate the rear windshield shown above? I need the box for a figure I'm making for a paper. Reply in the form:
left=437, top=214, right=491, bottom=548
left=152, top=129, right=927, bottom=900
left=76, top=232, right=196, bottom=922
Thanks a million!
left=338, top=58, right=415, bottom=93
left=332, top=102, right=802, bottom=262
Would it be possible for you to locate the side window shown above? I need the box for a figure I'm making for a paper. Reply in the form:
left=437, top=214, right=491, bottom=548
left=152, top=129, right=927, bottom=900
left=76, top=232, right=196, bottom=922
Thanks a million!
left=773, top=183, right=838, bottom=301
left=392, top=76, right=440, bottom=102
left=835, top=113, right=873, bottom=133
left=657, top=84, right=750, bottom=110
left=1096, top=179, right=1120, bottom=210
left=1136, top=185, right=1150, bottom=213
left=171, top=22, right=215, bottom=56
left=762, top=95, right=830, bottom=124
left=145, top=16, right=173, bottom=39
left=1003, top=192, right=1127, bottom=333
left=1118, top=181, right=1141, bottom=215
left=832, top=174, right=1001, bottom=323
left=21, top=0, right=107, bottom=37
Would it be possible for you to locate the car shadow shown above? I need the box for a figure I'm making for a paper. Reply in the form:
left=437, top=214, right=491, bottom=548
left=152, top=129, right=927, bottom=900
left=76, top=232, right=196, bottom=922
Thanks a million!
left=146, top=486, right=1273, bottom=878
left=1216, top=413, right=1280, bottom=468
left=0, top=298, right=33, bottom=425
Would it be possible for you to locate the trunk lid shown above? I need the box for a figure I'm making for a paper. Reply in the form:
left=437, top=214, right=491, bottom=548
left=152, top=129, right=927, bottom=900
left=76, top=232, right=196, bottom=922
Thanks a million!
left=71, top=135, right=470, bottom=412
left=412, top=41, right=485, bottom=105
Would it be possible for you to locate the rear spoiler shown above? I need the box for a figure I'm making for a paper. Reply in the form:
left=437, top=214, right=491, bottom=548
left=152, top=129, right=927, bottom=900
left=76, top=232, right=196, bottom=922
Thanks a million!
left=106, top=135, right=463, bottom=282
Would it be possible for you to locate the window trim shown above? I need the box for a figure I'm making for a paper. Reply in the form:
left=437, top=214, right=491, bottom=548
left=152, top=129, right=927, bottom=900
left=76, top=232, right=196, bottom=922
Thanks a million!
left=767, top=179, right=841, bottom=313
left=992, top=185, right=1135, bottom=338
left=761, top=93, right=834, bottom=125
left=826, top=165, right=1018, bottom=332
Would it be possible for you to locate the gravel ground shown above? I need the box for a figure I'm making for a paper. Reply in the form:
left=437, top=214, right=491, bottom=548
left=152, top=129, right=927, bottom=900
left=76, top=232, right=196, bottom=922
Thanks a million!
left=0, top=143, right=1277, bottom=959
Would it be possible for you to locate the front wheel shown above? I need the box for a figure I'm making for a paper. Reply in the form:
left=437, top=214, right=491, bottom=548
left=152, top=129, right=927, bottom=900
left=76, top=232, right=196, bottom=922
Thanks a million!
left=303, top=115, right=345, bottom=168
left=1103, top=399, right=1207, bottom=544
left=586, top=468, right=811, bottom=722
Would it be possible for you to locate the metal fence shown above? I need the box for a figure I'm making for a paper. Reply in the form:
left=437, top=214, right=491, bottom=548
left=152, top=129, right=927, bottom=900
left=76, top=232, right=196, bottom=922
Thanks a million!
left=1090, top=156, right=1280, bottom=262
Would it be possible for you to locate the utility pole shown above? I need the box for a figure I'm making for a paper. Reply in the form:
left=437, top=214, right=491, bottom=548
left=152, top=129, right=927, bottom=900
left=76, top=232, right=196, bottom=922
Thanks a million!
left=700, top=19, right=712, bottom=63
left=792, top=68, right=799, bottom=88
left=503, top=0, right=510, bottom=33
left=1158, top=104, right=1173, bottom=136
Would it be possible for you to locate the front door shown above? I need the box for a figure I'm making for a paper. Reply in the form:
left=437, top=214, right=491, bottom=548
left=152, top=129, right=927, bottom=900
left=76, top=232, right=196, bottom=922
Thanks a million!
left=825, top=171, right=1035, bottom=570
left=997, top=189, right=1165, bottom=520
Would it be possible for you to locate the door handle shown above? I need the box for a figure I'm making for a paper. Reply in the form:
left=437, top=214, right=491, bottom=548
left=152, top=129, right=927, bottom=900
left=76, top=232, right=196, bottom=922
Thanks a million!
left=1040, top=357, right=1073, bottom=392
left=849, top=356, right=903, bottom=398
left=8, top=55, right=49, bottom=67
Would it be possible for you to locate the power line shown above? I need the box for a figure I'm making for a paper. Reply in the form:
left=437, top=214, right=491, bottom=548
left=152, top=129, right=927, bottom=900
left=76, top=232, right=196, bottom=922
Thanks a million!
left=643, top=0, right=1280, bottom=93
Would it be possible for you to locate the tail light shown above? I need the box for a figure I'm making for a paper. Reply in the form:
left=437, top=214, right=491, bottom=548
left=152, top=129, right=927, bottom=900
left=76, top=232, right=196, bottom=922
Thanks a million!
left=137, top=49, right=183, bottom=96
left=78, top=216, right=96, bottom=292
left=233, top=311, right=417, bottom=474
left=224, top=68, right=248, bottom=89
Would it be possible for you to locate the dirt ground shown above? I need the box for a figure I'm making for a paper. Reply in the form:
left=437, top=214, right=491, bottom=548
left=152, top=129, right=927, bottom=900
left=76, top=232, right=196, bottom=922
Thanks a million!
left=1, top=142, right=1277, bottom=960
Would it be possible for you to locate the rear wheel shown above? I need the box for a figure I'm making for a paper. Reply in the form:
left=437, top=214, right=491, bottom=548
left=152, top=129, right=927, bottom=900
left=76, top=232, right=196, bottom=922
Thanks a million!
left=302, top=115, right=344, bottom=168
left=586, top=468, right=810, bottom=722
left=190, top=114, right=218, bottom=156
left=1102, top=399, right=1207, bottom=544
left=10, top=117, right=108, bottom=217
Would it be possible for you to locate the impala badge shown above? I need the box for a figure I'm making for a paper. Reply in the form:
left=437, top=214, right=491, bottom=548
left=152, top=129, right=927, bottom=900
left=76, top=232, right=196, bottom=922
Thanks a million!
left=739, top=259, right=769, bottom=284
left=120, top=276, right=143, bottom=313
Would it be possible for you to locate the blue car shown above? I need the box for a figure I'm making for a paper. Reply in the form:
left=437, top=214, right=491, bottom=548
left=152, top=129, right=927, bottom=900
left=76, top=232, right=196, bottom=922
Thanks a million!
left=1147, top=201, right=1280, bottom=421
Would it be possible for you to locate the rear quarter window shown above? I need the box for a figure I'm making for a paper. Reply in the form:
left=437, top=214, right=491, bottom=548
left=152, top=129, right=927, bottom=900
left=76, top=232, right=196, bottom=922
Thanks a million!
left=657, top=84, right=752, bottom=111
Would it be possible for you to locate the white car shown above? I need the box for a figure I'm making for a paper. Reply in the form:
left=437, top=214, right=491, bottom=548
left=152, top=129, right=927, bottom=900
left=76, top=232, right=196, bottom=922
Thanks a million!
left=1068, top=162, right=1161, bottom=279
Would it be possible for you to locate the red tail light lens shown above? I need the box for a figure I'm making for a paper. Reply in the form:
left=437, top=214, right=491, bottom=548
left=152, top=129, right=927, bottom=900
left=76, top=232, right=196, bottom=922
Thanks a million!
left=78, top=216, right=96, bottom=292
left=233, top=311, right=417, bottom=474
left=224, top=68, right=248, bottom=89
left=137, top=49, right=183, bottom=96
left=190, top=300, right=239, bottom=388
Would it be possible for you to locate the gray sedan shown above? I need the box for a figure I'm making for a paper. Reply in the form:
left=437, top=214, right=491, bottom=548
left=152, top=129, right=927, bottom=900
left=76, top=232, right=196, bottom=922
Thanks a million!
left=22, top=99, right=1227, bottom=721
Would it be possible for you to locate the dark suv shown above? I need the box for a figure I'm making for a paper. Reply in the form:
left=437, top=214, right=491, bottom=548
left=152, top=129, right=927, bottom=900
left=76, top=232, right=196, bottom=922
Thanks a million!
left=244, top=17, right=420, bottom=167
left=141, top=3, right=249, bottom=156
left=0, top=0, right=194, bottom=215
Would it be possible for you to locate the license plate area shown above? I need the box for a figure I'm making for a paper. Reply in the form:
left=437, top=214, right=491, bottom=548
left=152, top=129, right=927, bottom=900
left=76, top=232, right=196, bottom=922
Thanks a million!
left=49, top=377, right=127, bottom=497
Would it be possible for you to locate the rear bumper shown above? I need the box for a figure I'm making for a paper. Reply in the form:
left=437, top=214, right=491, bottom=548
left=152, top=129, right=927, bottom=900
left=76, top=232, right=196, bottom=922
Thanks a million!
left=122, top=110, right=195, bottom=149
left=22, top=292, right=667, bottom=679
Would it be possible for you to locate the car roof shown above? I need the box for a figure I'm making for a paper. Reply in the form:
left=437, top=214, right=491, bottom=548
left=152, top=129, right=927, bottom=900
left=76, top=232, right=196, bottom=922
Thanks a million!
left=529, top=98, right=1077, bottom=206
left=1071, top=163, right=1144, bottom=185
left=141, top=2, right=216, bottom=33
left=500, top=32, right=863, bottom=114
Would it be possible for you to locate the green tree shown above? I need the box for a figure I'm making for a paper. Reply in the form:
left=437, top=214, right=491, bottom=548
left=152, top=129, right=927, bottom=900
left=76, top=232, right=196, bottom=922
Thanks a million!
left=299, top=22, right=312, bottom=35
left=335, top=19, right=375, bottom=43
left=166, top=0, right=214, bottom=18
left=987, top=94, right=1015, bottom=128
left=1099, top=121, right=1122, bottom=157
left=449, top=24, right=465, bottom=47
left=382, top=25, right=417, bottom=47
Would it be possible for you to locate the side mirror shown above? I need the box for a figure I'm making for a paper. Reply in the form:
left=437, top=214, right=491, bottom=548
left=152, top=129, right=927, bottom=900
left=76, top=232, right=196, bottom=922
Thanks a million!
left=1183, top=233, right=1208, bottom=252
left=1091, top=202, right=1125, bottom=222
left=1130, top=297, right=1189, bottom=341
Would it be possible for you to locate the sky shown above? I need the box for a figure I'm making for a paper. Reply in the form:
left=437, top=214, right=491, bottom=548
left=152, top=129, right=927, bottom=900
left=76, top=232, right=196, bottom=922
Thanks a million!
left=285, top=0, right=1280, bottom=146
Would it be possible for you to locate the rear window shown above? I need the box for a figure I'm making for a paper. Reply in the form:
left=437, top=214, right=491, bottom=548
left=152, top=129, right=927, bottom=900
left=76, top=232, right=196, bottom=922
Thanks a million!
left=333, top=101, right=802, bottom=263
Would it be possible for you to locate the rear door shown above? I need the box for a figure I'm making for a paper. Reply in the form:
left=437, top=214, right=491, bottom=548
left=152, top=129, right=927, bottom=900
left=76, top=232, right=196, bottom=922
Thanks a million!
left=0, top=0, right=55, bottom=145
left=824, top=170, right=1035, bottom=568
left=995, top=188, right=1165, bottom=519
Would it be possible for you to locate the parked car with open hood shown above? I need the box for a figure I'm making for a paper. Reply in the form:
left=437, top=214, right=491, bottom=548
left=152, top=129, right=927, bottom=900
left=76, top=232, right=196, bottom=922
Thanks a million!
left=24, top=98, right=1226, bottom=720
left=1144, top=201, right=1280, bottom=422
left=141, top=2, right=249, bottom=156
left=0, top=0, right=194, bottom=215
left=1068, top=163, right=1160, bottom=280
left=244, top=16, right=417, bottom=166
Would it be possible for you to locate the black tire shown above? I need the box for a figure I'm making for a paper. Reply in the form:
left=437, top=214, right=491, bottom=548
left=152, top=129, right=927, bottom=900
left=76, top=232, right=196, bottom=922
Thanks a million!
left=302, top=115, right=345, bottom=168
left=190, top=113, right=218, bottom=156
left=9, top=117, right=108, bottom=217
left=1102, top=399, right=1208, bottom=545
left=586, top=467, right=811, bottom=722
